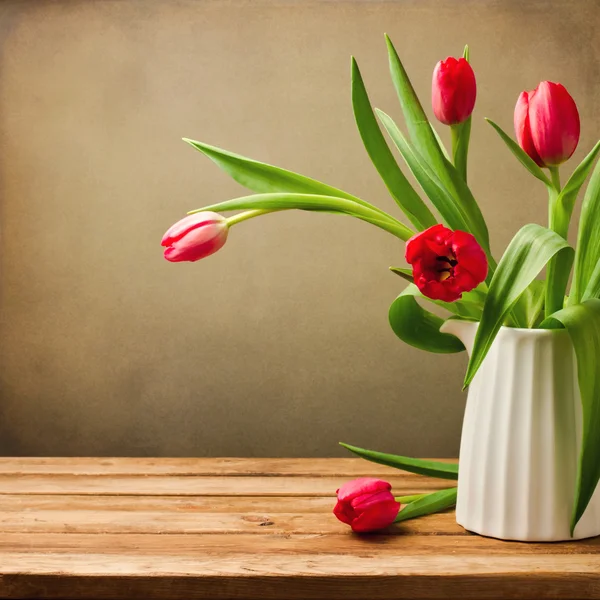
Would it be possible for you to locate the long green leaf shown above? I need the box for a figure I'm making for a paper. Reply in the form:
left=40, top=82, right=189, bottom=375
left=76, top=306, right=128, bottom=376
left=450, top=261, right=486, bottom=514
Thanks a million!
left=389, top=266, right=413, bottom=283
left=394, top=488, right=458, bottom=523
left=389, top=284, right=466, bottom=353
left=189, top=193, right=414, bottom=241
left=553, top=141, right=600, bottom=233
left=384, top=34, right=446, bottom=169
left=183, top=138, right=372, bottom=208
left=582, top=259, right=600, bottom=301
left=570, top=153, right=600, bottom=304
left=485, top=119, right=552, bottom=186
left=511, top=279, right=546, bottom=329
left=351, top=58, right=437, bottom=230
left=541, top=299, right=600, bottom=533
left=464, top=224, right=573, bottom=387
left=339, top=442, right=458, bottom=480
left=376, top=110, right=470, bottom=233
left=384, top=35, right=490, bottom=250
left=546, top=142, right=600, bottom=317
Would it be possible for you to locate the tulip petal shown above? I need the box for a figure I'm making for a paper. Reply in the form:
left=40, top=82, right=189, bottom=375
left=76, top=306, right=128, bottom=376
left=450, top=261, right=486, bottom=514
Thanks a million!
left=352, top=490, right=397, bottom=510
left=161, top=212, right=225, bottom=246
left=163, top=222, right=228, bottom=262
left=529, top=82, right=580, bottom=167
left=350, top=499, right=401, bottom=532
left=336, top=477, right=392, bottom=503
left=514, top=91, right=545, bottom=167
left=405, top=224, right=450, bottom=263
left=333, top=499, right=356, bottom=525
left=432, top=57, right=476, bottom=126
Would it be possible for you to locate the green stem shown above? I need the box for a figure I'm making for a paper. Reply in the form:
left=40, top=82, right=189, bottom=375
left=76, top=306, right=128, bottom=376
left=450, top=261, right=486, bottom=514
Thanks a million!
left=545, top=166, right=566, bottom=319
left=395, top=493, right=426, bottom=504
left=549, top=166, right=561, bottom=193
left=226, top=209, right=275, bottom=226
left=193, top=194, right=415, bottom=241
left=450, top=118, right=471, bottom=183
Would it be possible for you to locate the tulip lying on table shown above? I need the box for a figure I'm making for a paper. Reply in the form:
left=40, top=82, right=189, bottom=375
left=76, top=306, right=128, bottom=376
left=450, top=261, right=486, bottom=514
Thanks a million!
left=333, top=476, right=459, bottom=533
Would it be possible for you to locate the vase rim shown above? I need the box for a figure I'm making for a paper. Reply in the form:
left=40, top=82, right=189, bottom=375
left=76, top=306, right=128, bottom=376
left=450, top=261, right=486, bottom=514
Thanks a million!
left=453, top=319, right=569, bottom=337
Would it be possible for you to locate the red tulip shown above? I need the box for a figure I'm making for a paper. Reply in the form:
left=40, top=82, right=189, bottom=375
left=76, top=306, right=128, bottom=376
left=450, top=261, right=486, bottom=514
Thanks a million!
left=162, top=212, right=229, bottom=262
left=432, top=57, right=476, bottom=125
left=405, top=224, right=488, bottom=303
left=514, top=81, right=580, bottom=167
left=333, top=477, right=400, bottom=532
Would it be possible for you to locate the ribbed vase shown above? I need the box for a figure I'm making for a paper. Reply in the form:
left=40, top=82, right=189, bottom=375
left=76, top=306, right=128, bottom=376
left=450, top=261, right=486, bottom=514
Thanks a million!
left=441, top=320, right=600, bottom=542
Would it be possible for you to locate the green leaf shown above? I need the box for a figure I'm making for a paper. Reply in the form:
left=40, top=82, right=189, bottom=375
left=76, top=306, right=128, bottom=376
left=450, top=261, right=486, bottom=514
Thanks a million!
left=389, top=284, right=466, bottom=353
left=570, top=148, right=600, bottom=304
left=189, top=192, right=414, bottom=241
left=183, top=138, right=373, bottom=209
left=511, top=279, right=546, bottom=329
left=384, top=35, right=490, bottom=252
left=464, top=224, right=573, bottom=387
left=547, top=144, right=600, bottom=316
left=462, top=44, right=470, bottom=61
left=339, top=442, right=458, bottom=480
left=385, top=34, right=443, bottom=166
left=484, top=119, right=552, bottom=187
left=376, top=110, right=471, bottom=233
left=553, top=141, right=600, bottom=234
left=351, top=57, right=437, bottom=230
left=389, top=266, right=413, bottom=283
left=394, top=487, right=458, bottom=523
left=540, top=299, right=600, bottom=533
left=582, top=259, right=600, bottom=301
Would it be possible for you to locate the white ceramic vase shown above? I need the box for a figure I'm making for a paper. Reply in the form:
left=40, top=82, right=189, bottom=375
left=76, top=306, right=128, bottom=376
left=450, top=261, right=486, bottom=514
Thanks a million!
left=440, top=320, right=600, bottom=542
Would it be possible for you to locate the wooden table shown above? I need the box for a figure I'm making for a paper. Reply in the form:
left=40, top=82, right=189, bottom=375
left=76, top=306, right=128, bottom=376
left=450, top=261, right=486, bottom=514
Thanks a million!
left=0, top=458, right=598, bottom=599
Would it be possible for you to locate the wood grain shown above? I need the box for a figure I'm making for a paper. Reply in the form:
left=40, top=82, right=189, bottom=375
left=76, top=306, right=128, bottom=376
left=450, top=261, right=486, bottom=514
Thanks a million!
left=0, top=474, right=443, bottom=495
left=0, top=457, right=456, bottom=476
left=0, top=458, right=597, bottom=600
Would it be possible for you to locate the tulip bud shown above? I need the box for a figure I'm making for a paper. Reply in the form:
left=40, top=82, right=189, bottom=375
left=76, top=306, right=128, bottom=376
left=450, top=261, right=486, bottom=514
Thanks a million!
left=514, top=81, right=580, bottom=167
left=161, top=212, right=229, bottom=262
left=432, top=57, right=477, bottom=125
left=333, top=477, right=400, bottom=532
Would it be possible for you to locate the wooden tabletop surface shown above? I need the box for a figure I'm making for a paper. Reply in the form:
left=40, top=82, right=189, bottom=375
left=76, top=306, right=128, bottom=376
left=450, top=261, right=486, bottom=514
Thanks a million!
left=0, top=457, right=598, bottom=599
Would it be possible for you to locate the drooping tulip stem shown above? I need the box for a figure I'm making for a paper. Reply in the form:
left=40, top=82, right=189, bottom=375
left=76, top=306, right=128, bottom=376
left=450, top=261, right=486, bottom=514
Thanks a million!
left=225, top=209, right=275, bottom=227
left=190, top=193, right=416, bottom=241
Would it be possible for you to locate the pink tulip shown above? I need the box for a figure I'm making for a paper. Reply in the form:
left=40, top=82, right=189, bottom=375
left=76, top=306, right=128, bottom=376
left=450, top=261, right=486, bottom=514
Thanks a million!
left=333, top=477, right=400, bottom=532
left=432, top=57, right=477, bottom=125
left=162, top=212, right=229, bottom=262
left=514, top=81, right=580, bottom=167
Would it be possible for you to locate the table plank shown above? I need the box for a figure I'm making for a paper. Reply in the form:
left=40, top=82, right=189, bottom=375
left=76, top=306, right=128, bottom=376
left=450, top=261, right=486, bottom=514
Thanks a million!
left=0, top=458, right=597, bottom=600
left=0, top=494, right=338, bottom=512
left=0, top=474, right=445, bottom=496
left=0, top=457, right=456, bottom=476
left=1, top=532, right=599, bottom=555
left=1, top=554, right=599, bottom=600
left=0, top=508, right=466, bottom=535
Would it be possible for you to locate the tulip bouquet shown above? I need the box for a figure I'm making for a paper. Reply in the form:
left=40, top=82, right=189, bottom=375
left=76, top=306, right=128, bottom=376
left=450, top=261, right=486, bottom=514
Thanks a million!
left=163, top=37, right=600, bottom=534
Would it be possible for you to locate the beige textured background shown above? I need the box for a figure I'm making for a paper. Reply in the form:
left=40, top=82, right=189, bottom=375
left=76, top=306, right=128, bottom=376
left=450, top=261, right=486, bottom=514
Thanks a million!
left=0, top=0, right=598, bottom=457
